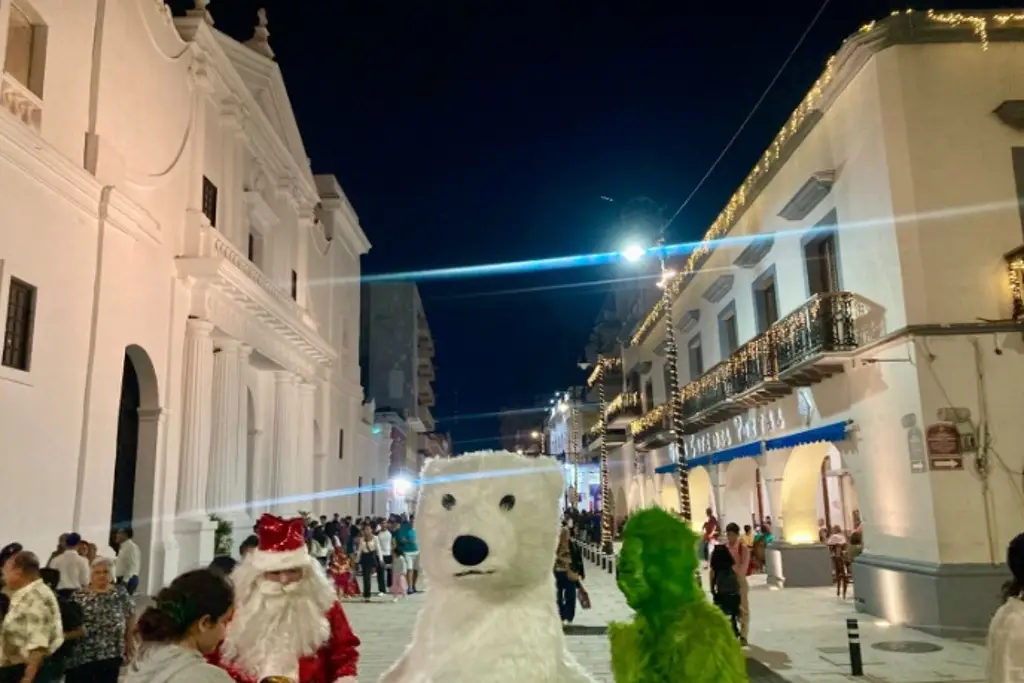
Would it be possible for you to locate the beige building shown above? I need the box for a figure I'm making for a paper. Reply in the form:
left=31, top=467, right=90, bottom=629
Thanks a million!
left=596, top=10, right=1024, bottom=637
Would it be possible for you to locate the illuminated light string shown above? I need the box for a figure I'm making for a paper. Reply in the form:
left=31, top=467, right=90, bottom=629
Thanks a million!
left=629, top=9, right=1024, bottom=347
left=627, top=292, right=870, bottom=439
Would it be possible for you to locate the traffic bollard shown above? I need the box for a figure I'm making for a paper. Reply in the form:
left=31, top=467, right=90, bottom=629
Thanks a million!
left=846, top=618, right=863, bottom=676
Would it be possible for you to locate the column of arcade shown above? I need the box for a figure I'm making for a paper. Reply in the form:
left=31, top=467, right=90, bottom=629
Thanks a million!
left=174, top=318, right=317, bottom=568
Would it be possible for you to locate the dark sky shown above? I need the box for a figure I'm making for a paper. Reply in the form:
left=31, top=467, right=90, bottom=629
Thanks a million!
left=170, top=0, right=1006, bottom=452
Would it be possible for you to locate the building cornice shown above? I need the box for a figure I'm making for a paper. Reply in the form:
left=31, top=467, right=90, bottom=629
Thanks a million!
left=629, top=9, right=1024, bottom=347
left=0, top=113, right=163, bottom=247
left=173, top=18, right=319, bottom=210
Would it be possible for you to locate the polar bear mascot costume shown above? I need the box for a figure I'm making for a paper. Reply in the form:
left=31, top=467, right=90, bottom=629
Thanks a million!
left=380, top=450, right=597, bottom=683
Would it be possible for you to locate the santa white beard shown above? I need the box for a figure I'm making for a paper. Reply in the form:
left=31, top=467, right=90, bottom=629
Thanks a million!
left=221, top=562, right=337, bottom=680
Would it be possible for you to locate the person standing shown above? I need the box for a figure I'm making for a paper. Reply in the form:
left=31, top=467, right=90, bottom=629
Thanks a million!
left=724, top=522, right=751, bottom=645
left=113, top=529, right=141, bottom=595
left=64, top=558, right=135, bottom=683
left=0, top=551, right=64, bottom=683
left=376, top=521, right=393, bottom=592
left=701, top=508, right=719, bottom=569
left=47, top=534, right=90, bottom=591
left=354, top=526, right=383, bottom=601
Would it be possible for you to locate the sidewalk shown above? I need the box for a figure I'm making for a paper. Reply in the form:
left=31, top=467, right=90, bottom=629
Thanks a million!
left=341, top=553, right=988, bottom=682
left=573, top=551, right=987, bottom=683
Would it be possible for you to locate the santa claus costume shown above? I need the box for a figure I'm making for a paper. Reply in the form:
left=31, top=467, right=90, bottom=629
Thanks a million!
left=208, top=514, right=361, bottom=683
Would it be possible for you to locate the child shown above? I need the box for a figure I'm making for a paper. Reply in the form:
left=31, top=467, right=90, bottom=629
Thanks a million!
left=390, top=546, right=409, bottom=601
left=329, top=549, right=360, bottom=599
left=709, top=544, right=742, bottom=638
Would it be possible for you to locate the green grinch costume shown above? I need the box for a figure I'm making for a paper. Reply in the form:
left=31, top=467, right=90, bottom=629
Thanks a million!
left=608, top=507, right=747, bottom=683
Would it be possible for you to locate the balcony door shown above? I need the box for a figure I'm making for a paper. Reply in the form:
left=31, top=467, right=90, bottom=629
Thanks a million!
left=804, top=214, right=840, bottom=296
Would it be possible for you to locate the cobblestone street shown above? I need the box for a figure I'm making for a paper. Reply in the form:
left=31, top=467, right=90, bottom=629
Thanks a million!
left=343, top=552, right=990, bottom=683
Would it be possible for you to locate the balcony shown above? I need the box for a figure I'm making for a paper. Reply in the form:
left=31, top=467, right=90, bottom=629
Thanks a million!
left=605, top=391, right=643, bottom=428
left=418, top=381, right=435, bottom=408
left=417, top=333, right=435, bottom=357
left=678, top=291, right=883, bottom=433
left=417, top=358, right=435, bottom=381
left=629, top=404, right=674, bottom=451
left=1, top=72, right=42, bottom=133
left=582, top=422, right=626, bottom=453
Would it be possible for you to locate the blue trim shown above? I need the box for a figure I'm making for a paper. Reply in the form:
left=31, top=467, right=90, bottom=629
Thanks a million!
left=654, top=439, right=764, bottom=474
left=764, top=421, right=848, bottom=451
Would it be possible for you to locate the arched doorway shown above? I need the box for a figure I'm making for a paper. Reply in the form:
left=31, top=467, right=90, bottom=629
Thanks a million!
left=110, top=345, right=159, bottom=590
left=659, top=473, right=679, bottom=511
left=688, top=466, right=714, bottom=519
left=780, top=441, right=854, bottom=543
left=723, top=458, right=759, bottom=529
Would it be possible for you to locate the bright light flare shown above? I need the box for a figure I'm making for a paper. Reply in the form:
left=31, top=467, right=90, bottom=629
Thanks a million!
left=392, top=477, right=412, bottom=496
left=621, top=244, right=645, bottom=262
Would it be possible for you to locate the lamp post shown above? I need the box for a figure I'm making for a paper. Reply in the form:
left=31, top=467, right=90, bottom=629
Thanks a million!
left=622, top=239, right=691, bottom=523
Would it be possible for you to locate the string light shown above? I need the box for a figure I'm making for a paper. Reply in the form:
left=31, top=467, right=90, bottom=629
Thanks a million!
left=629, top=9, right=1024, bottom=347
left=605, top=391, right=642, bottom=420
left=595, top=357, right=614, bottom=554
left=1007, top=255, right=1024, bottom=321
left=586, top=356, right=622, bottom=388
left=630, top=293, right=870, bottom=432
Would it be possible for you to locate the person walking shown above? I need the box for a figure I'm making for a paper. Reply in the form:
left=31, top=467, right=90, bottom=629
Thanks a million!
left=709, top=545, right=742, bottom=638
left=724, top=522, right=751, bottom=645
left=987, top=532, right=1024, bottom=682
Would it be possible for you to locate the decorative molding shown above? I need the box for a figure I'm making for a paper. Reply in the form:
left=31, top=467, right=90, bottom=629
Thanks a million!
left=778, top=170, right=836, bottom=221
left=733, top=235, right=775, bottom=269
left=176, top=226, right=335, bottom=379
left=677, top=309, right=701, bottom=334
left=244, top=190, right=277, bottom=232
left=0, top=111, right=162, bottom=246
left=701, top=274, right=734, bottom=304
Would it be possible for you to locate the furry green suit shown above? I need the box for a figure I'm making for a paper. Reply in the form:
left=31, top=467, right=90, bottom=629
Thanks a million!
left=608, top=508, right=748, bottom=683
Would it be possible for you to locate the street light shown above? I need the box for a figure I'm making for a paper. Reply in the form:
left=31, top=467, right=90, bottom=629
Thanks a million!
left=621, top=243, right=645, bottom=263
left=391, top=476, right=412, bottom=496
left=622, top=237, right=692, bottom=523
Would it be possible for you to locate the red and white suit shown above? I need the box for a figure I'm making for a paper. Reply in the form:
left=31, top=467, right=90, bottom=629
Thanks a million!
left=210, top=514, right=361, bottom=683
left=208, top=602, right=360, bottom=683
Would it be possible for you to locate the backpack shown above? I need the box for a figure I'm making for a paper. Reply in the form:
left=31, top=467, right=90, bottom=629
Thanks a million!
left=714, top=567, right=740, bottom=596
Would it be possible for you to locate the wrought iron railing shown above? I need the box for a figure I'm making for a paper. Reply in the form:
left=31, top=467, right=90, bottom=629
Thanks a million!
left=629, top=403, right=671, bottom=445
left=605, top=391, right=643, bottom=422
left=631, top=291, right=882, bottom=437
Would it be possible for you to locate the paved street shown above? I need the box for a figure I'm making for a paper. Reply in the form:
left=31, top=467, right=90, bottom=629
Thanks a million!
left=343, top=552, right=990, bottom=683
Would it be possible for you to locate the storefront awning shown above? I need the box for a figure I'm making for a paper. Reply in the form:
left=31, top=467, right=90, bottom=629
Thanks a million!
left=654, top=440, right=763, bottom=473
left=763, top=420, right=849, bottom=452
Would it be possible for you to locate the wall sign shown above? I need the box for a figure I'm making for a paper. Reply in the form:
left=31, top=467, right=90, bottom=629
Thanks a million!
left=684, top=406, right=786, bottom=459
left=925, top=422, right=964, bottom=471
left=903, top=413, right=927, bottom=474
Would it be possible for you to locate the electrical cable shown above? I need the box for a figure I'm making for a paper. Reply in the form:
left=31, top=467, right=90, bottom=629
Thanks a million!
left=661, top=0, right=834, bottom=236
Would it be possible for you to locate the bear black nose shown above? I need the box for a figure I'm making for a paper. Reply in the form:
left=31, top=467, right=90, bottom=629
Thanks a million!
left=451, top=535, right=490, bottom=566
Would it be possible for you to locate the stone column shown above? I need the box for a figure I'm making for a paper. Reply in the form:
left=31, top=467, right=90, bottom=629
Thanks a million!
left=272, top=371, right=298, bottom=513
left=296, top=383, right=317, bottom=510
left=207, top=340, right=241, bottom=514
left=234, top=345, right=253, bottom=509
left=176, top=319, right=215, bottom=518
left=174, top=318, right=217, bottom=570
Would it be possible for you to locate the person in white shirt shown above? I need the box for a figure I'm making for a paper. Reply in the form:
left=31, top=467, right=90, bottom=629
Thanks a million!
left=47, top=532, right=90, bottom=590
left=114, top=527, right=141, bottom=594
left=376, top=523, right=393, bottom=590
left=988, top=532, right=1024, bottom=683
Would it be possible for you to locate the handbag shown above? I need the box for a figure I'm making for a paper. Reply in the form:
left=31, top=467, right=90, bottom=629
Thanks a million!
left=577, top=583, right=592, bottom=610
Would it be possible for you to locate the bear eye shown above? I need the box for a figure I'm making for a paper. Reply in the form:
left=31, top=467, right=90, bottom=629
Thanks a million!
left=499, top=494, right=515, bottom=511
left=441, top=494, right=456, bottom=510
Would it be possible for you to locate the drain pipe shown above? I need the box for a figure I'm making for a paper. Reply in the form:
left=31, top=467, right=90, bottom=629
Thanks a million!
left=72, top=0, right=109, bottom=530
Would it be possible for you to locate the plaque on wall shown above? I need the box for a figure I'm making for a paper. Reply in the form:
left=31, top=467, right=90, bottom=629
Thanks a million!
left=925, top=423, right=964, bottom=471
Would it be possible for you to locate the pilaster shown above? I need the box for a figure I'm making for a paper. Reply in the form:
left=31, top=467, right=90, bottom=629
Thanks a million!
left=272, top=371, right=298, bottom=513
left=0, top=1, right=12, bottom=72
left=207, top=339, right=241, bottom=513
left=234, top=344, right=253, bottom=509
left=176, top=318, right=215, bottom=518
left=296, top=382, right=317, bottom=508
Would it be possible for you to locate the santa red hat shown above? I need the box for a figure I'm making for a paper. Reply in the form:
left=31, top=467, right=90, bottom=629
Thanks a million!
left=249, top=514, right=313, bottom=573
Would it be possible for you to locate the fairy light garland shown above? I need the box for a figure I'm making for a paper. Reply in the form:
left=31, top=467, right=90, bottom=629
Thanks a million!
left=596, top=359, right=613, bottom=554
left=605, top=391, right=642, bottom=419
left=629, top=9, right=1024, bottom=348
left=586, top=356, right=622, bottom=388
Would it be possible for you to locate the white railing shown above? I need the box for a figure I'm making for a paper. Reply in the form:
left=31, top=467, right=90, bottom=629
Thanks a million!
left=1, top=72, right=42, bottom=133
left=201, top=226, right=318, bottom=331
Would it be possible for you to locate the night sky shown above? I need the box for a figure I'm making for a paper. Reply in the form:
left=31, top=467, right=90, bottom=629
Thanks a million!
left=169, top=0, right=1005, bottom=452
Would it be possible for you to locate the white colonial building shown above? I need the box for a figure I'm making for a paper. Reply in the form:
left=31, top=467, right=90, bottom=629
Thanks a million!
left=594, top=10, right=1024, bottom=637
left=0, top=0, right=387, bottom=592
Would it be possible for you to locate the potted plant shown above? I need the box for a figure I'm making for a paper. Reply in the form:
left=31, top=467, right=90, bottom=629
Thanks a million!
left=209, top=514, right=234, bottom=557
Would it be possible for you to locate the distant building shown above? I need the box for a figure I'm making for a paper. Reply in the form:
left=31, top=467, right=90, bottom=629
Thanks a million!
left=360, top=282, right=437, bottom=511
